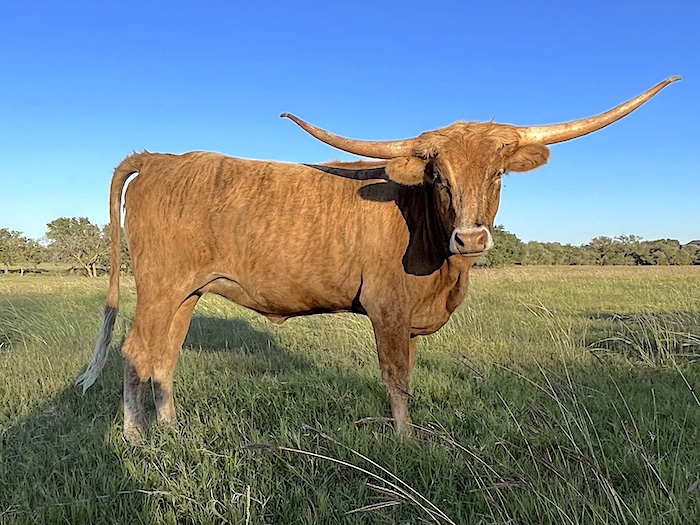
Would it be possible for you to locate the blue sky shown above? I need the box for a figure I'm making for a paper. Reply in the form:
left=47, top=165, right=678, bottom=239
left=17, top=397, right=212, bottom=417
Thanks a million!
left=1, top=1, right=697, bottom=244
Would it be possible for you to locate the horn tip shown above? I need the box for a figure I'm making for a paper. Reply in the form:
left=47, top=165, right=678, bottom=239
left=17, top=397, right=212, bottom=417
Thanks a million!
left=280, top=112, right=291, bottom=119
left=668, top=75, right=682, bottom=83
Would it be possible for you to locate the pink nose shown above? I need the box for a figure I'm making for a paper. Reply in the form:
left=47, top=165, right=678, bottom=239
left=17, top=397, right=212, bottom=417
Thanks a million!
left=450, top=227, right=493, bottom=255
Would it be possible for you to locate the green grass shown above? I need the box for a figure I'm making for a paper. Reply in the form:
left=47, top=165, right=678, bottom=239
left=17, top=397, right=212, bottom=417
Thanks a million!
left=1, top=267, right=699, bottom=524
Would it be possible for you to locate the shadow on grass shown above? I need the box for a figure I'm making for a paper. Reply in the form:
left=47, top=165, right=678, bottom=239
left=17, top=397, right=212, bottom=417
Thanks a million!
left=186, top=314, right=278, bottom=351
left=0, top=308, right=328, bottom=524
left=185, top=314, right=315, bottom=373
left=0, top=355, right=147, bottom=524
left=178, top=313, right=385, bottom=431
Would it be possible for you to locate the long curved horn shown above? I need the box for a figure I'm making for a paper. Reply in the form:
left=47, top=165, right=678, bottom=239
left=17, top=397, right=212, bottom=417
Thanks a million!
left=518, top=76, right=681, bottom=145
left=281, top=113, right=416, bottom=159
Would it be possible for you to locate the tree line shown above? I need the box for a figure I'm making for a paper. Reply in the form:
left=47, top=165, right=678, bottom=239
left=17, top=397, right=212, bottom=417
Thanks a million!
left=1, top=218, right=698, bottom=276
left=484, top=227, right=700, bottom=267
left=0, top=217, right=127, bottom=276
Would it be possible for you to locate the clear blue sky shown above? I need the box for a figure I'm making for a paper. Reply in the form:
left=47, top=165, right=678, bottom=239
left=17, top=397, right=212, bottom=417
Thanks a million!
left=1, top=1, right=697, bottom=245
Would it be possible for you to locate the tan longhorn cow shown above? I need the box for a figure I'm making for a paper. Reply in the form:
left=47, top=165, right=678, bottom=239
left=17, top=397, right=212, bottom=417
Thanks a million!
left=77, top=77, right=680, bottom=441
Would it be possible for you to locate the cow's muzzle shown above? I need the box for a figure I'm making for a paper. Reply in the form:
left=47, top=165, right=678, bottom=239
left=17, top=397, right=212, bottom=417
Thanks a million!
left=450, top=226, right=494, bottom=256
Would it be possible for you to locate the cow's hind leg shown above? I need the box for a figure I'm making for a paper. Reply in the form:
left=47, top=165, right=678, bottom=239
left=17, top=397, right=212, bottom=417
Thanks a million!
left=152, top=294, right=200, bottom=426
left=123, top=356, right=148, bottom=443
left=121, top=296, right=180, bottom=442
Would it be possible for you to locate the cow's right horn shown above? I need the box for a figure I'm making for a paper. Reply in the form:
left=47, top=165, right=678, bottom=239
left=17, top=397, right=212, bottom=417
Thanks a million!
left=281, top=113, right=416, bottom=159
left=517, top=76, right=681, bottom=145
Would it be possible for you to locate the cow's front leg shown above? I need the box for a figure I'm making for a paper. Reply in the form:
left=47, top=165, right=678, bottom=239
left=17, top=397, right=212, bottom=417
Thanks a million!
left=368, top=312, right=414, bottom=432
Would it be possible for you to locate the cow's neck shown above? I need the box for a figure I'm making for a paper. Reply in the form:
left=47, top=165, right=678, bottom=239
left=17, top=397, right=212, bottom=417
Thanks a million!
left=396, top=184, right=452, bottom=276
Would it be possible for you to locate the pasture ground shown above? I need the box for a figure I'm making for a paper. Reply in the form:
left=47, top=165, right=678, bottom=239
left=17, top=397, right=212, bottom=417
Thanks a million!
left=1, top=266, right=699, bottom=524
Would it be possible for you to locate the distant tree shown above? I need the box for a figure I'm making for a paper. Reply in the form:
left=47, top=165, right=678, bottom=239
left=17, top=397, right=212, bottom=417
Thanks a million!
left=480, top=229, right=700, bottom=267
left=523, top=241, right=555, bottom=265
left=627, top=238, right=683, bottom=266
left=585, top=236, right=628, bottom=265
left=692, top=245, right=700, bottom=265
left=579, top=235, right=695, bottom=266
left=543, top=242, right=565, bottom=264
left=559, top=243, right=593, bottom=265
left=680, top=243, right=700, bottom=265
left=0, top=228, right=44, bottom=274
left=648, top=239, right=682, bottom=265
left=20, top=238, right=44, bottom=273
left=0, top=228, right=21, bottom=274
left=522, top=241, right=592, bottom=266
left=676, top=244, right=694, bottom=265
left=482, top=226, right=524, bottom=266
left=616, top=234, right=645, bottom=265
left=45, top=217, right=108, bottom=277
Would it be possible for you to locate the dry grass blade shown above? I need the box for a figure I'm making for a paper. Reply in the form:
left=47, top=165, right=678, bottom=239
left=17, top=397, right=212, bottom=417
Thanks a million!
left=354, top=416, right=395, bottom=426
left=279, top=444, right=455, bottom=524
left=345, top=500, right=402, bottom=515
left=263, top=425, right=459, bottom=525
left=468, top=479, right=529, bottom=492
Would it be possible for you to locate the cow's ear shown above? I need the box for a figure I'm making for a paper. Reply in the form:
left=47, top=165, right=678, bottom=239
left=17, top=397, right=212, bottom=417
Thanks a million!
left=385, top=157, right=428, bottom=185
left=505, top=144, right=550, bottom=173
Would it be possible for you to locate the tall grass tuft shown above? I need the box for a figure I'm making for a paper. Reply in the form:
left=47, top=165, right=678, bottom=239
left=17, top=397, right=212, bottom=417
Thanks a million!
left=590, top=311, right=700, bottom=365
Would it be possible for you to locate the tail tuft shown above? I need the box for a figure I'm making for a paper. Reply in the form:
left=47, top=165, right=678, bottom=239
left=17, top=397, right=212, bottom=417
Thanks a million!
left=76, top=305, right=118, bottom=392
left=77, top=154, right=139, bottom=393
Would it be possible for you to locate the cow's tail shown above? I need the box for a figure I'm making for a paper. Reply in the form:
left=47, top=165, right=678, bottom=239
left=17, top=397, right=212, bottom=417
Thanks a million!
left=76, top=153, right=144, bottom=393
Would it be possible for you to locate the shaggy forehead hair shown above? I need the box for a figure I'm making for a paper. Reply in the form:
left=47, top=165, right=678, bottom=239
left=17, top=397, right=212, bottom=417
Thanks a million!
left=411, top=121, right=550, bottom=175
left=414, top=123, right=511, bottom=159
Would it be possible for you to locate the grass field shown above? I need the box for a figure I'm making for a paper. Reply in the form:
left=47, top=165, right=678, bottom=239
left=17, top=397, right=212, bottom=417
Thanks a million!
left=1, top=266, right=699, bottom=524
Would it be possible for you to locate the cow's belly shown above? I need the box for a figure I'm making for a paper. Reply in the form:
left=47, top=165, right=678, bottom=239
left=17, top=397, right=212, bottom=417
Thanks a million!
left=202, top=275, right=357, bottom=321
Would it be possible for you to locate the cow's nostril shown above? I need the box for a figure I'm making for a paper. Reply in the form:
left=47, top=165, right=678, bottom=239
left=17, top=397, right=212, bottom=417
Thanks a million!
left=454, top=235, right=465, bottom=247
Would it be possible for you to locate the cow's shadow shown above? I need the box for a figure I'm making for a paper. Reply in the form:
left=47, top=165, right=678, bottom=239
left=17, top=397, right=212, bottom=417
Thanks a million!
left=186, top=314, right=279, bottom=352
left=0, top=312, right=331, bottom=523
left=0, top=352, right=140, bottom=523
left=177, top=312, right=383, bottom=429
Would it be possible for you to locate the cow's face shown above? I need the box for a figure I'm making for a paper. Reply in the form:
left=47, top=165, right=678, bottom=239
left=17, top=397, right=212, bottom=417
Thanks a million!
left=385, top=123, right=550, bottom=256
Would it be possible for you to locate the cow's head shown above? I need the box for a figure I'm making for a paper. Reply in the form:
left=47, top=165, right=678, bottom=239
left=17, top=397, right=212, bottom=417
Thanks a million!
left=283, top=76, right=679, bottom=257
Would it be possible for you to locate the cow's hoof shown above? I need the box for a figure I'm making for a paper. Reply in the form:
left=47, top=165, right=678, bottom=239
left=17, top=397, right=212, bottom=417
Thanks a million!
left=394, top=419, right=414, bottom=437
left=123, top=423, right=146, bottom=444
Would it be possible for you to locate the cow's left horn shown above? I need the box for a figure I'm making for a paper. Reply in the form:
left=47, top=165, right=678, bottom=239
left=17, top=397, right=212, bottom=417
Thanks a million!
left=281, top=113, right=415, bottom=159
left=517, top=76, right=681, bottom=145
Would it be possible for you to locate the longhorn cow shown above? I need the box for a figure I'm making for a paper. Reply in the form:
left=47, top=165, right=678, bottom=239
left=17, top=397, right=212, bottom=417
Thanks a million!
left=77, top=77, right=680, bottom=441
